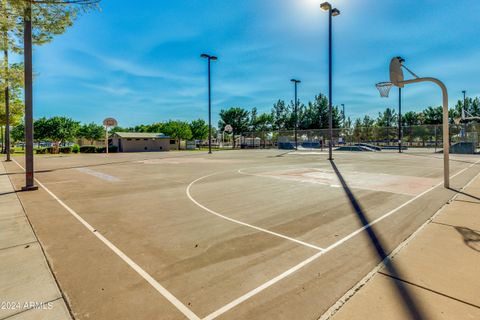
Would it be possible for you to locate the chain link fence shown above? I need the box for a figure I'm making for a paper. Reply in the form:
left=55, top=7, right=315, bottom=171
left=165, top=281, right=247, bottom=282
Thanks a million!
left=239, top=124, right=480, bottom=153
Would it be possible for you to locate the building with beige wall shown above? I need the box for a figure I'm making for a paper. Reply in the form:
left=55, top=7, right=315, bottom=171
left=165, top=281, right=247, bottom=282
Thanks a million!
left=111, top=132, right=178, bottom=152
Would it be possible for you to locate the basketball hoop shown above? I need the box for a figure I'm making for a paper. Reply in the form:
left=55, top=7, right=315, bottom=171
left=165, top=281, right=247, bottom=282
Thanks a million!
left=224, top=125, right=233, bottom=133
left=375, top=82, right=394, bottom=98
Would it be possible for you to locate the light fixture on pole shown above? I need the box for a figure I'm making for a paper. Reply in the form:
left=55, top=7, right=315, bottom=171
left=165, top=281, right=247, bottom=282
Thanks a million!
left=291, top=79, right=301, bottom=150
left=320, top=2, right=340, bottom=161
left=201, top=53, right=218, bottom=154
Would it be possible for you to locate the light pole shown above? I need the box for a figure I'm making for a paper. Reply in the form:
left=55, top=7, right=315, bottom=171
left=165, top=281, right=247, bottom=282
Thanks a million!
left=22, top=3, right=37, bottom=191
left=398, top=86, right=403, bottom=153
left=291, top=79, right=301, bottom=150
left=341, top=103, right=345, bottom=144
left=4, top=64, right=11, bottom=162
left=201, top=53, right=218, bottom=154
left=462, top=90, right=467, bottom=141
left=321, top=2, right=340, bottom=161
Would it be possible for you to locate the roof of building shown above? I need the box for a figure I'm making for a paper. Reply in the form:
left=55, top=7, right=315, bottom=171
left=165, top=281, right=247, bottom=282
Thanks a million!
left=113, top=132, right=172, bottom=139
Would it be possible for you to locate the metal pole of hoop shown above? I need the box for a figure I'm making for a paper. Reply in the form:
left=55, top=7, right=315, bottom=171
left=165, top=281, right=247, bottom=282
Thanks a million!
left=377, top=57, right=450, bottom=188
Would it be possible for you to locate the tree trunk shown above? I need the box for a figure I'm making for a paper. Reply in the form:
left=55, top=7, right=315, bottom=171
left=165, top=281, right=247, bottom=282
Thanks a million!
left=1, top=126, right=4, bottom=153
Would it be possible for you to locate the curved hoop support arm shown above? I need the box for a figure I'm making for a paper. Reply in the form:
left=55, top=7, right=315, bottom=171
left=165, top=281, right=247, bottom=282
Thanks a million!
left=399, top=77, right=450, bottom=188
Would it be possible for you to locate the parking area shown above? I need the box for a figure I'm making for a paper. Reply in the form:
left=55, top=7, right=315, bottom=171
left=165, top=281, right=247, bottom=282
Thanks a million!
left=4, top=150, right=480, bottom=320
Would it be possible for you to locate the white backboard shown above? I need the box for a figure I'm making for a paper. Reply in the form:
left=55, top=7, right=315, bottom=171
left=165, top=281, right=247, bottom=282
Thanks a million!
left=103, top=118, right=118, bottom=127
left=390, top=58, right=404, bottom=88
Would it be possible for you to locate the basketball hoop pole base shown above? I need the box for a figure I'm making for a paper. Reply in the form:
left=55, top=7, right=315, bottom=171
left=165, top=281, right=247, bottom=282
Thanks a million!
left=21, top=185, right=39, bottom=192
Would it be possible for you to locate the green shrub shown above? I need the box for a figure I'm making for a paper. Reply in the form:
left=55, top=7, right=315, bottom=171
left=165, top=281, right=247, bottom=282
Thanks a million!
left=95, top=146, right=118, bottom=153
left=36, top=148, right=47, bottom=154
left=10, top=148, right=15, bottom=154
left=60, top=146, right=72, bottom=154
left=72, top=144, right=80, bottom=153
left=80, top=145, right=96, bottom=153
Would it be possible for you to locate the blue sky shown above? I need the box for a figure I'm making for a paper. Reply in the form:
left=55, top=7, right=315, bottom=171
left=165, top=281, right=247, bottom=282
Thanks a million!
left=24, top=0, right=480, bottom=127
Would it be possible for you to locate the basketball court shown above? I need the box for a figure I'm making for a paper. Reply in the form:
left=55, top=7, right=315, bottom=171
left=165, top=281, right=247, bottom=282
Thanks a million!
left=4, top=150, right=480, bottom=319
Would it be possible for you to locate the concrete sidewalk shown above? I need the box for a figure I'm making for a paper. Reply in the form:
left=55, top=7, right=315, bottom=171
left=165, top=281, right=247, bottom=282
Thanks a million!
left=328, top=172, right=480, bottom=320
left=0, top=160, right=71, bottom=320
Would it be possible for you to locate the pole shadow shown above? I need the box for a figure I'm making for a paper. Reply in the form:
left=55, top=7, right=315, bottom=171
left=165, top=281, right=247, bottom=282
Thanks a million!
left=0, top=151, right=205, bottom=176
left=447, top=188, right=480, bottom=202
left=0, top=191, right=17, bottom=197
left=329, top=160, right=426, bottom=319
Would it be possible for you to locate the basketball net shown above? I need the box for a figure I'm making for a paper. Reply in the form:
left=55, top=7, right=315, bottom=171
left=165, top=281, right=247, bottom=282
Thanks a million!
left=375, top=82, right=394, bottom=98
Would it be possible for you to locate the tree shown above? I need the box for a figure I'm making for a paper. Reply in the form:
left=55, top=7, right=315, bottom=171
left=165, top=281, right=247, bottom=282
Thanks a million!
left=361, top=115, right=375, bottom=142
left=353, top=118, right=362, bottom=143
left=33, top=117, right=49, bottom=141
left=5, top=1, right=100, bottom=48
left=254, top=113, right=273, bottom=147
left=78, top=122, right=104, bottom=144
left=295, top=94, right=341, bottom=130
left=162, top=120, right=192, bottom=149
left=110, top=125, right=133, bottom=134
left=0, top=96, right=22, bottom=151
left=423, top=106, right=443, bottom=125
left=402, top=111, right=420, bottom=126
left=0, top=78, right=24, bottom=125
left=376, top=107, right=398, bottom=144
left=271, top=100, right=289, bottom=131
left=10, top=123, right=23, bottom=143
left=189, top=119, right=208, bottom=141
left=218, top=107, right=250, bottom=148
left=40, top=117, right=79, bottom=150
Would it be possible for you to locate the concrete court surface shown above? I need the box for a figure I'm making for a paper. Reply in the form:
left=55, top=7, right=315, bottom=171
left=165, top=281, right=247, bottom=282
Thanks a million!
left=3, top=150, right=480, bottom=320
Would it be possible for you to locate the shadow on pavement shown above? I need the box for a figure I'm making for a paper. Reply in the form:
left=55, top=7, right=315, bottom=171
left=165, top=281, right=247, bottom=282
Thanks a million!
left=1, top=152, right=206, bottom=176
left=329, top=160, right=427, bottom=320
left=455, top=227, right=480, bottom=252
left=0, top=191, right=17, bottom=197
left=448, top=188, right=480, bottom=202
left=403, top=152, right=480, bottom=165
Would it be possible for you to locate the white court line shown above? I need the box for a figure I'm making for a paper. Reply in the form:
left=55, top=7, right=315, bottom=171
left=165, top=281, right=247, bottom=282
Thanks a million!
left=12, top=160, right=200, bottom=320
left=186, top=173, right=325, bottom=252
left=76, top=167, right=120, bottom=182
left=202, top=158, right=480, bottom=320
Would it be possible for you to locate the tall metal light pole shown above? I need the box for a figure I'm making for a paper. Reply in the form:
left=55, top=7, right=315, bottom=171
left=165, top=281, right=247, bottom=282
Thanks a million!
left=321, top=2, right=340, bottom=161
left=201, top=53, right=218, bottom=154
left=462, top=90, right=467, bottom=141
left=398, top=87, right=403, bottom=153
left=22, top=3, right=37, bottom=191
left=291, top=79, right=301, bottom=150
left=4, top=54, right=11, bottom=162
